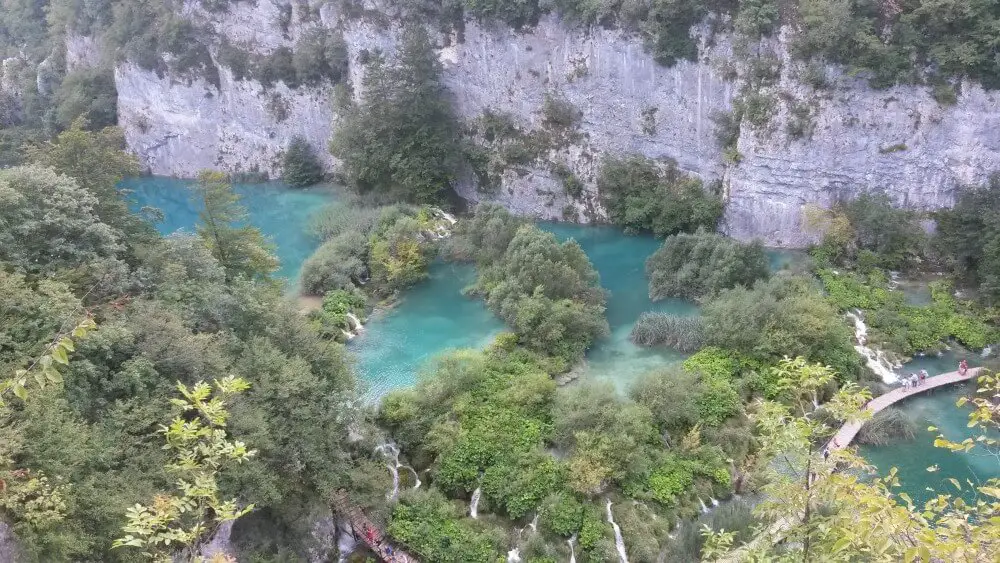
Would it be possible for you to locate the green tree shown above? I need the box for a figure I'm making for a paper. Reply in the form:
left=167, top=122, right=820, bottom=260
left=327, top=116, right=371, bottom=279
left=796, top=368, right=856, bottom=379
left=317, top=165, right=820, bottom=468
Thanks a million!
left=0, top=165, right=124, bottom=275
left=645, top=230, right=770, bottom=300
left=936, top=174, right=1000, bottom=301
left=26, top=120, right=149, bottom=241
left=292, top=28, right=349, bottom=85
left=331, top=25, right=461, bottom=203
left=191, top=170, right=278, bottom=282
left=597, top=154, right=722, bottom=237
left=113, top=377, right=256, bottom=562
left=281, top=135, right=323, bottom=188
left=53, top=69, right=118, bottom=130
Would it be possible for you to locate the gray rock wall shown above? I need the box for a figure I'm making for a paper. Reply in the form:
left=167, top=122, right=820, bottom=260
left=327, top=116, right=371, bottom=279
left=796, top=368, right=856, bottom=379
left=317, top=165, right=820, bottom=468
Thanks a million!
left=103, top=1, right=1000, bottom=246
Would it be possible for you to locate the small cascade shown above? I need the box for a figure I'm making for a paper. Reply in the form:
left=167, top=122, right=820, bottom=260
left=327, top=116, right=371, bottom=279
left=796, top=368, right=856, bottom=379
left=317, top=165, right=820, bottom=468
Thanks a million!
left=470, top=487, right=482, bottom=519
left=374, top=443, right=419, bottom=500
left=345, top=312, right=364, bottom=333
left=982, top=345, right=993, bottom=358
left=846, top=310, right=900, bottom=383
left=568, top=533, right=577, bottom=563
left=341, top=329, right=356, bottom=341
left=710, top=497, right=719, bottom=507
left=699, top=498, right=710, bottom=514
left=528, top=513, right=539, bottom=533
left=507, top=548, right=522, bottom=562
left=432, top=207, right=458, bottom=225
left=605, top=500, right=629, bottom=563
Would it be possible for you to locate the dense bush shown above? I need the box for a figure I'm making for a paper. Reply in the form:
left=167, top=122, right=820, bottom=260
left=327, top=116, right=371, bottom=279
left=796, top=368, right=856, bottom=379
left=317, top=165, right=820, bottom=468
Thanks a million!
left=472, top=221, right=609, bottom=365
left=702, top=276, right=864, bottom=378
left=856, top=407, right=917, bottom=446
left=646, top=231, right=770, bottom=300
left=936, top=175, right=1000, bottom=302
left=53, top=69, right=118, bottom=130
left=388, top=489, right=507, bottom=562
left=281, top=135, right=323, bottom=187
left=629, top=313, right=706, bottom=351
left=331, top=25, right=462, bottom=203
left=598, top=154, right=723, bottom=237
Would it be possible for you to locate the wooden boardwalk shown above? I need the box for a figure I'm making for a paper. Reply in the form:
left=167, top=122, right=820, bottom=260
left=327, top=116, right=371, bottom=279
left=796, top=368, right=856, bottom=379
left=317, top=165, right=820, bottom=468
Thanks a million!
left=331, top=490, right=418, bottom=563
left=829, top=367, right=982, bottom=450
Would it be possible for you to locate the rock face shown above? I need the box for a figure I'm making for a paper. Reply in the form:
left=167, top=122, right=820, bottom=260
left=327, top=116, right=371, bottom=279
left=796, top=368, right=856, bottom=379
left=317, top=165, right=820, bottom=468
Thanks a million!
left=103, top=1, right=1000, bottom=246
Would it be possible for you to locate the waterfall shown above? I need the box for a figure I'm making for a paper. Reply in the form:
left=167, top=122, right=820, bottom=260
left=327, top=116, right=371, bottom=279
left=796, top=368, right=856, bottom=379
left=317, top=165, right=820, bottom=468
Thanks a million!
left=982, top=345, right=993, bottom=357
left=374, top=443, right=419, bottom=500
left=470, top=487, right=482, bottom=519
left=568, top=533, right=577, bottom=563
left=432, top=207, right=458, bottom=225
left=528, top=513, right=539, bottom=533
left=341, top=329, right=355, bottom=341
left=507, top=548, right=521, bottom=562
left=710, top=497, right=719, bottom=507
left=605, top=500, right=629, bottom=563
left=699, top=498, right=710, bottom=514
left=846, top=310, right=900, bottom=384
left=345, top=312, right=364, bottom=333
left=374, top=443, right=401, bottom=500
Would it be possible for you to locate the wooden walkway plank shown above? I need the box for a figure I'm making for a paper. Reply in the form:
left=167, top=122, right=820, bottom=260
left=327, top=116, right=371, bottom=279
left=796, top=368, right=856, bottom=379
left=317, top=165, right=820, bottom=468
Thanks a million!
left=330, top=490, right=419, bottom=563
left=829, top=367, right=981, bottom=451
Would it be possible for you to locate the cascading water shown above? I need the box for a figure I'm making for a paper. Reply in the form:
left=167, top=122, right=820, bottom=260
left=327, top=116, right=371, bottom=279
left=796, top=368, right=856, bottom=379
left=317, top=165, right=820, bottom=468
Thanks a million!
left=528, top=513, right=539, bottom=533
left=699, top=498, right=710, bottom=514
left=345, top=312, right=364, bottom=333
left=568, top=533, right=577, bottom=563
left=605, top=500, right=629, bottom=563
left=507, top=548, right=522, bottom=562
left=469, top=487, right=482, bottom=519
left=846, top=310, right=900, bottom=383
left=374, top=443, right=419, bottom=500
left=710, top=497, right=719, bottom=507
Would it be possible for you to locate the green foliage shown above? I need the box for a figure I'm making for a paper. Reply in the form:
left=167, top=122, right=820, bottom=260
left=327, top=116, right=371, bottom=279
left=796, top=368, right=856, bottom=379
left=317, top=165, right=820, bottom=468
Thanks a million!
left=281, top=135, right=324, bottom=188
left=936, top=174, right=1000, bottom=302
left=628, top=313, right=705, bottom=351
left=539, top=491, right=584, bottom=537
left=113, top=377, right=256, bottom=562
left=597, top=154, right=723, bottom=237
left=53, top=69, right=118, bottom=130
left=683, top=347, right=740, bottom=381
left=192, top=170, right=278, bottom=281
left=388, top=489, right=506, bottom=562
left=646, top=231, right=770, bottom=300
left=463, top=0, right=542, bottom=28
left=473, top=222, right=609, bottom=364
left=733, top=0, right=780, bottom=38
left=792, top=0, right=1000, bottom=89
left=819, top=270, right=996, bottom=354
left=702, top=276, right=863, bottom=378
left=331, top=25, right=461, bottom=203
left=0, top=165, right=124, bottom=276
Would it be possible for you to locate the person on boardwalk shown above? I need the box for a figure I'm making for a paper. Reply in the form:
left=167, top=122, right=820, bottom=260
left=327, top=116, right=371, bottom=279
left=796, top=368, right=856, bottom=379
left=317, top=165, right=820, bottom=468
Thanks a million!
left=959, top=359, right=969, bottom=376
left=910, top=374, right=918, bottom=388
left=902, top=376, right=910, bottom=391
left=919, top=369, right=928, bottom=385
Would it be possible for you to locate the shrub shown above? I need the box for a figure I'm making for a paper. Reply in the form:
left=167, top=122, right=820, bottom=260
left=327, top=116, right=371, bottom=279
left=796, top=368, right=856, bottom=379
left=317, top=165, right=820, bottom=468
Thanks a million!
left=855, top=407, right=917, bottom=446
left=281, top=135, right=323, bottom=188
left=299, top=232, right=367, bottom=294
left=645, top=231, right=770, bottom=300
left=539, top=491, right=584, bottom=537
left=629, top=313, right=705, bottom=351
left=541, top=92, right=581, bottom=130
left=54, top=69, right=118, bottom=130
left=597, top=154, right=722, bottom=237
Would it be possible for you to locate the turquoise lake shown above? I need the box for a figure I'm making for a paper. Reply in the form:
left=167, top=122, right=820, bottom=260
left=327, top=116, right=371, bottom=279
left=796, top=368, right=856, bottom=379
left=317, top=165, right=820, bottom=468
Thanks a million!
left=121, top=176, right=334, bottom=279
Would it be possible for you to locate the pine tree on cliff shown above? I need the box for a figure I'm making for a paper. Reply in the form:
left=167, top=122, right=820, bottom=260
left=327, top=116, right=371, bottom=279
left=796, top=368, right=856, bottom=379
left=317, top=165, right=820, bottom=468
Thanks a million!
left=282, top=135, right=324, bottom=188
left=330, top=25, right=461, bottom=203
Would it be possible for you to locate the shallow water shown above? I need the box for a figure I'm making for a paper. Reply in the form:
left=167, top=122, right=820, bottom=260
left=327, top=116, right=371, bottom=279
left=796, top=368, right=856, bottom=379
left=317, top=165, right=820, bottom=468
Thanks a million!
left=859, top=352, right=998, bottom=506
left=122, top=176, right=333, bottom=280
left=350, top=262, right=505, bottom=398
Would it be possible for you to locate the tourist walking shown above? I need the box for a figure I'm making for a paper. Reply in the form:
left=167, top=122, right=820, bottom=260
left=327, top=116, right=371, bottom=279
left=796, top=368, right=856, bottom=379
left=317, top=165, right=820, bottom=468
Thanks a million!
left=910, top=374, right=918, bottom=388
left=959, top=359, right=969, bottom=376
left=919, top=369, right=928, bottom=385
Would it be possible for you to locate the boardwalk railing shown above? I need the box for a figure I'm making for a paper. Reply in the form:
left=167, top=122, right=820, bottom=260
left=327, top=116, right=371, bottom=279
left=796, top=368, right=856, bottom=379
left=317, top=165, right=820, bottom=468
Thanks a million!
left=330, top=490, right=418, bottom=563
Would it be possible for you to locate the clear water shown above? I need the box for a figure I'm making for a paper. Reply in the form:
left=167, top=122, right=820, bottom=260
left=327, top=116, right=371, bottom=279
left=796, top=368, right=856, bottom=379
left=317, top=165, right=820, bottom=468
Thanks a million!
left=859, top=352, right=999, bottom=506
left=121, top=176, right=333, bottom=280
left=350, top=262, right=505, bottom=398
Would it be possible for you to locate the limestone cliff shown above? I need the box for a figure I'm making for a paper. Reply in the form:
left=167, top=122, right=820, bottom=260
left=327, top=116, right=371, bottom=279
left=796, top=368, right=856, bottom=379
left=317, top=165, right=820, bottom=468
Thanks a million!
left=102, top=1, right=1000, bottom=246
